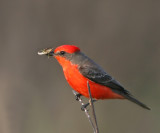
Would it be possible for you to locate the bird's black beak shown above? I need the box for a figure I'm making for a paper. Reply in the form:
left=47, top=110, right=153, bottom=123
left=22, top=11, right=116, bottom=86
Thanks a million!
left=38, top=48, right=54, bottom=56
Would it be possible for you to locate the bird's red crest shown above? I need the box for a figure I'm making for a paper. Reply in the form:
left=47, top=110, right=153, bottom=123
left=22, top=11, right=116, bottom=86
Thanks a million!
left=54, top=45, right=80, bottom=54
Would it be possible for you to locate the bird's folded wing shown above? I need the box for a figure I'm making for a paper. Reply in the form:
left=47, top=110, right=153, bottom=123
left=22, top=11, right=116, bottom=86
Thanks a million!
left=78, top=65, right=130, bottom=96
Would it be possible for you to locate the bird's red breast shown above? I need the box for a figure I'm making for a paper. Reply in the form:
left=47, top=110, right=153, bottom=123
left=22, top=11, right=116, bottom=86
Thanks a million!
left=55, top=55, right=124, bottom=99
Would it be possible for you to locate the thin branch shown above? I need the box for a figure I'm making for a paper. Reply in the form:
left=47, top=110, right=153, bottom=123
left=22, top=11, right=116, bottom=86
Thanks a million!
left=72, top=90, right=96, bottom=133
left=87, top=81, right=99, bottom=133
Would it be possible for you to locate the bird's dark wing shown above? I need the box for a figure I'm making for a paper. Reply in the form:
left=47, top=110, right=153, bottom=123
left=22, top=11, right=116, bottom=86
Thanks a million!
left=78, top=64, right=130, bottom=96
left=78, top=61, right=151, bottom=110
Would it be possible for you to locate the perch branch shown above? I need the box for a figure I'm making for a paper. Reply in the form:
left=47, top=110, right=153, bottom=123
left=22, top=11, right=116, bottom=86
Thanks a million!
left=72, top=90, right=96, bottom=132
left=87, top=81, right=99, bottom=133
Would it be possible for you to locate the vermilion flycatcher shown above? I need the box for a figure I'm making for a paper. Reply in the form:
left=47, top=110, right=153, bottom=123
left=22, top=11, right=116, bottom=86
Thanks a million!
left=38, top=45, right=150, bottom=110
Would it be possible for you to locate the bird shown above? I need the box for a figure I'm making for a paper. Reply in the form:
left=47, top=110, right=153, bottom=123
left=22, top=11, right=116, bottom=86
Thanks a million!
left=38, top=45, right=150, bottom=110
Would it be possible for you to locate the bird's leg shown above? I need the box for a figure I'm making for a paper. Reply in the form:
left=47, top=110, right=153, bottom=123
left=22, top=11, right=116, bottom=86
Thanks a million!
left=81, top=100, right=97, bottom=111
left=72, top=90, right=97, bottom=111
left=89, top=99, right=97, bottom=106
left=75, top=93, right=82, bottom=101
left=72, top=90, right=82, bottom=101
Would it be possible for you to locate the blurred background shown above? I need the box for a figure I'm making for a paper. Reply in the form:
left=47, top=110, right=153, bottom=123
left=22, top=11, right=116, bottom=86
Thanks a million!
left=0, top=0, right=160, bottom=133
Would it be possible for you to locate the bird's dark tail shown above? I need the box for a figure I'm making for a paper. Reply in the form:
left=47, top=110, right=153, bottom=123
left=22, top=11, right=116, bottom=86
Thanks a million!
left=123, top=94, right=151, bottom=110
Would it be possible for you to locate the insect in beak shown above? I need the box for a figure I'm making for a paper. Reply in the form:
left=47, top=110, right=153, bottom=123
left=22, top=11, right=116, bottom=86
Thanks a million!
left=38, top=48, right=54, bottom=57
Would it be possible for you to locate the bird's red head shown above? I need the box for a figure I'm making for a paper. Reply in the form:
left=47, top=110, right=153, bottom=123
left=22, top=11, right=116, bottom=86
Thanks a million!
left=53, top=45, right=80, bottom=68
left=54, top=45, right=80, bottom=54
left=38, top=45, right=81, bottom=69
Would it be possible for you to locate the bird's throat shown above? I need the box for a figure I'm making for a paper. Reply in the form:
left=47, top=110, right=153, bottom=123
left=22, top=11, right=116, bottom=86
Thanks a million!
left=55, top=56, right=75, bottom=71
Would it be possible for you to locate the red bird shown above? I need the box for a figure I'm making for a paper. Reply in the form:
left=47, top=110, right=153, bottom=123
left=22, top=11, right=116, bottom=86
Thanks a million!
left=38, top=45, right=150, bottom=110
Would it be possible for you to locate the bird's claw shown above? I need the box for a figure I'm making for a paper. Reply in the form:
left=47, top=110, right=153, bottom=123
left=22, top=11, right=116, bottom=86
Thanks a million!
left=81, top=100, right=97, bottom=111
left=81, top=103, right=90, bottom=111
left=75, top=93, right=82, bottom=101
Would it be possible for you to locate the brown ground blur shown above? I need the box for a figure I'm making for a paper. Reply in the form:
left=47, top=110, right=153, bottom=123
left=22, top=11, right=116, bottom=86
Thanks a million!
left=0, top=0, right=160, bottom=133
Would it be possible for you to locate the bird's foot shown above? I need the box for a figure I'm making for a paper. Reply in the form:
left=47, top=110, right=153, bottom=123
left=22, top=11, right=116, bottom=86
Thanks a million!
left=81, top=103, right=90, bottom=111
left=81, top=100, right=97, bottom=111
left=75, top=93, right=82, bottom=101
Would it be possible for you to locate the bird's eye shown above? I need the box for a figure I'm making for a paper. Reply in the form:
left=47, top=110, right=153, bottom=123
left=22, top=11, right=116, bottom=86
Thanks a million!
left=60, top=51, right=65, bottom=55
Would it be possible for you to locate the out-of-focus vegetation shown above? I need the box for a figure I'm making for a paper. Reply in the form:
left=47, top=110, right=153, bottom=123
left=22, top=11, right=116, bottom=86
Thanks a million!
left=0, top=0, right=159, bottom=133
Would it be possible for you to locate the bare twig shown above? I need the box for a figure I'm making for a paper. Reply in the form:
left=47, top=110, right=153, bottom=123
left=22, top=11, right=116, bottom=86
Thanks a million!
left=72, top=90, right=96, bottom=132
left=87, top=81, right=99, bottom=133
left=72, top=81, right=100, bottom=133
